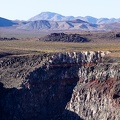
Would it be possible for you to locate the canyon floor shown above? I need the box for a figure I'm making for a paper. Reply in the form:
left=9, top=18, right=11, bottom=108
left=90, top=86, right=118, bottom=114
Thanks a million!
left=0, top=30, right=120, bottom=120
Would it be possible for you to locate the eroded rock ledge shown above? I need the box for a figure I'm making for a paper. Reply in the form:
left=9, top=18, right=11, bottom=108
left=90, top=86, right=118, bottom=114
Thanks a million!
left=0, top=51, right=119, bottom=120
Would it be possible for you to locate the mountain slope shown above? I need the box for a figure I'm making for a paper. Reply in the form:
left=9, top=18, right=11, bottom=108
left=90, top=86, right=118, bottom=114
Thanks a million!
left=0, top=17, right=17, bottom=27
left=17, top=20, right=51, bottom=30
left=17, top=19, right=98, bottom=30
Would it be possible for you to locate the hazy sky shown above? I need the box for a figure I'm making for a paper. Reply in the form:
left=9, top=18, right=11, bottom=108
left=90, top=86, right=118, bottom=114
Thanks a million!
left=0, top=0, right=120, bottom=20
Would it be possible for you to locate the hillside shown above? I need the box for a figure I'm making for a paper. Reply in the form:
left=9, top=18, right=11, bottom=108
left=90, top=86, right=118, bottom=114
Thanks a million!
left=17, top=19, right=98, bottom=31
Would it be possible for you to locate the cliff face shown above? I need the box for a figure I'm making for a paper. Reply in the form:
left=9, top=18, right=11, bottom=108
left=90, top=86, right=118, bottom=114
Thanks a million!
left=0, top=51, right=120, bottom=120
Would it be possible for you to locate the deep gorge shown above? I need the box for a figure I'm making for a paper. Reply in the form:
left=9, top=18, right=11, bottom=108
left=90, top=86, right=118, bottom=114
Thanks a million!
left=0, top=51, right=120, bottom=120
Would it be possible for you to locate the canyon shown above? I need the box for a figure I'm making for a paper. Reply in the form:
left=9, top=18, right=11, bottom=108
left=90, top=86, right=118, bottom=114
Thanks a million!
left=0, top=51, right=120, bottom=120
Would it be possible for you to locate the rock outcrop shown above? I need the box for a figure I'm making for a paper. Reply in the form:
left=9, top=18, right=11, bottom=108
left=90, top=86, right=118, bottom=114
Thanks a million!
left=116, top=33, right=120, bottom=38
left=0, top=51, right=119, bottom=120
left=0, top=37, right=18, bottom=41
left=40, top=33, right=89, bottom=42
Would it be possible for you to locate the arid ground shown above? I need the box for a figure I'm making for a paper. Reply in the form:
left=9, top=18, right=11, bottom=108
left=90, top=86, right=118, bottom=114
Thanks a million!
left=0, top=29, right=120, bottom=57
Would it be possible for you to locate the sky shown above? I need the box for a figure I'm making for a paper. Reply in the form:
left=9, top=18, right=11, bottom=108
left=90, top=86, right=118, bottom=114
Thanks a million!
left=0, top=0, right=120, bottom=20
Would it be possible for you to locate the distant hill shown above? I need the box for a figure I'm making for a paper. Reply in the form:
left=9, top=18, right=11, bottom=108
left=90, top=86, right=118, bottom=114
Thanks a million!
left=17, top=19, right=98, bottom=31
left=0, top=17, right=17, bottom=27
left=28, top=12, right=120, bottom=24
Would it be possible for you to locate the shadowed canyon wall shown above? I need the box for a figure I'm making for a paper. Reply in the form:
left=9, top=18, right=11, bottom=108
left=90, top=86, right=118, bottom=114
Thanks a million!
left=0, top=51, right=119, bottom=120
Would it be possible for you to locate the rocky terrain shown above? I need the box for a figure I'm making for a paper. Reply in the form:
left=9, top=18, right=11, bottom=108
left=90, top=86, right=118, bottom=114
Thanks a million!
left=39, top=33, right=89, bottom=42
left=0, top=51, right=120, bottom=120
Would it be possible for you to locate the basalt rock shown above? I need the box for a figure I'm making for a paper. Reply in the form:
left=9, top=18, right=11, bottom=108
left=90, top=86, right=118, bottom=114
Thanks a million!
left=0, top=51, right=119, bottom=120
left=39, top=33, right=89, bottom=42
left=0, top=37, right=18, bottom=41
left=116, top=33, right=120, bottom=38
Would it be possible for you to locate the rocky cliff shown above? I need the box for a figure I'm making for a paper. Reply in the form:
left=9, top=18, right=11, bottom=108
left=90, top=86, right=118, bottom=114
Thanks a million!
left=0, top=51, right=120, bottom=120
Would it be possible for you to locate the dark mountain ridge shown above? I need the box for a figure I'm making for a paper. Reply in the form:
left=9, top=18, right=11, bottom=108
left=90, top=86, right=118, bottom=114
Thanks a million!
left=0, top=17, right=17, bottom=27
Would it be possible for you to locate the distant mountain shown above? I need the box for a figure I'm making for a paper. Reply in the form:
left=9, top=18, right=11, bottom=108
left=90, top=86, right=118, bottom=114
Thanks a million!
left=76, top=16, right=98, bottom=24
left=0, top=17, right=17, bottom=27
left=96, top=18, right=120, bottom=24
left=28, top=12, right=120, bottom=24
left=29, top=12, right=75, bottom=22
left=17, top=19, right=120, bottom=31
left=1, top=12, right=120, bottom=31
left=17, top=19, right=98, bottom=31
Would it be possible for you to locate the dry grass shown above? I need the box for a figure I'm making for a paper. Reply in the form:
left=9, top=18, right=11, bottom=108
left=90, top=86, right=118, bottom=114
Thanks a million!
left=0, top=40, right=120, bottom=57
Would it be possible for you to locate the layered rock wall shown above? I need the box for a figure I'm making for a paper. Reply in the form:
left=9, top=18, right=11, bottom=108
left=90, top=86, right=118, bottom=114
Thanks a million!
left=0, top=51, right=119, bottom=120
